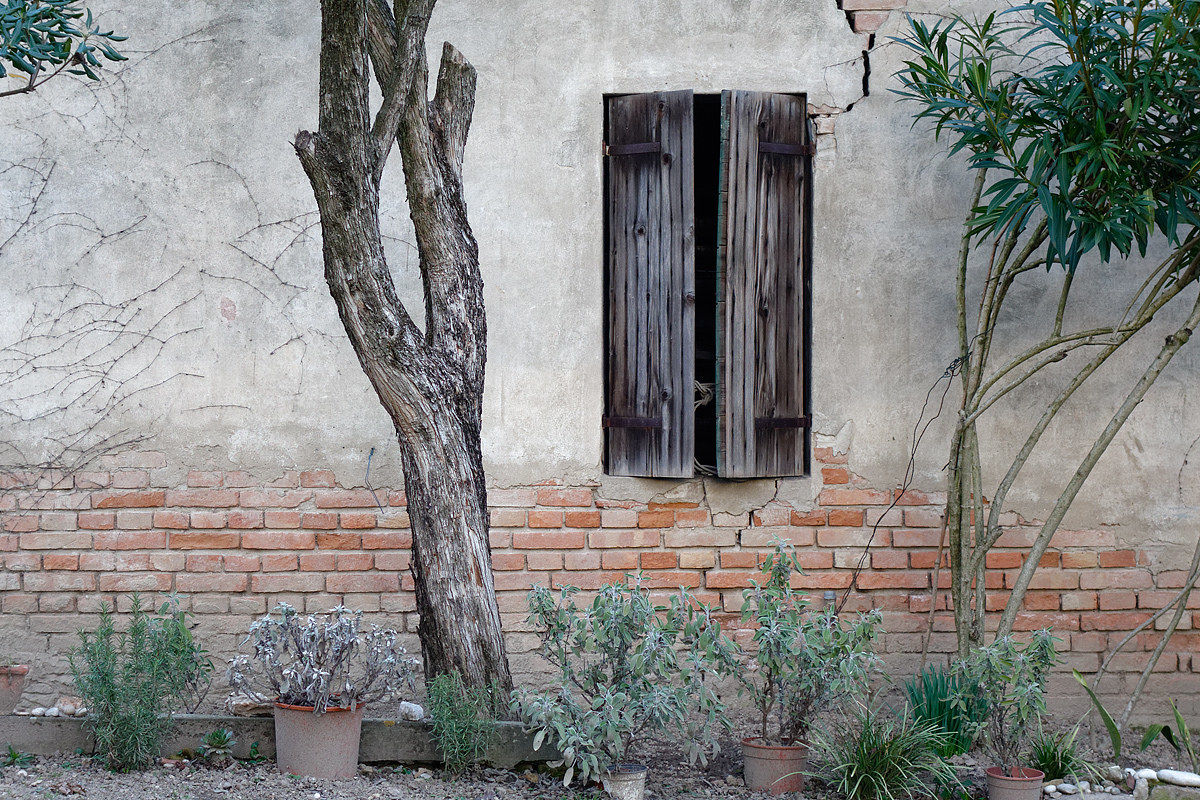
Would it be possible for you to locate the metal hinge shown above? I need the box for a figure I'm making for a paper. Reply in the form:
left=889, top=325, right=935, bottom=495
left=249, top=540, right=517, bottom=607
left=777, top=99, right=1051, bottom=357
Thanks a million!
left=603, top=141, right=663, bottom=157
left=758, top=141, right=816, bottom=157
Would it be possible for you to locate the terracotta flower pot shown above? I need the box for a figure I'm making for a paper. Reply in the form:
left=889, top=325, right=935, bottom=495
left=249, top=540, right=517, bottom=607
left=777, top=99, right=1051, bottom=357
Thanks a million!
left=0, top=666, right=29, bottom=715
left=986, top=766, right=1045, bottom=800
left=273, top=702, right=364, bottom=779
left=743, top=737, right=808, bottom=795
left=602, top=764, right=648, bottom=800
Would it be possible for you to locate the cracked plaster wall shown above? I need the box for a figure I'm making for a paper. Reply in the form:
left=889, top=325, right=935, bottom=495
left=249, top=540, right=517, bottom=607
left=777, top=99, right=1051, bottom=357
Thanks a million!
left=1, top=0, right=1198, bottom=551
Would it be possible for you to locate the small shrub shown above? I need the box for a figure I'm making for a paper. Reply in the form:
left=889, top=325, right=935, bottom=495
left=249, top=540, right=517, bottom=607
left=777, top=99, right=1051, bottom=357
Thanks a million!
left=3, top=745, right=33, bottom=767
left=426, top=671, right=497, bottom=773
left=227, top=604, right=418, bottom=713
left=69, top=595, right=213, bottom=772
left=904, top=664, right=986, bottom=756
left=1141, top=701, right=1199, bottom=774
left=955, top=630, right=1058, bottom=772
left=513, top=576, right=739, bottom=785
left=198, top=728, right=237, bottom=766
left=811, top=702, right=961, bottom=800
left=1029, top=727, right=1097, bottom=782
left=741, top=541, right=883, bottom=745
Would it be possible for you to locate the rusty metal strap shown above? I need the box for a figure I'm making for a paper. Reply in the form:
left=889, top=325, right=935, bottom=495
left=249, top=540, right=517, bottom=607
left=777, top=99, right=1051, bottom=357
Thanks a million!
left=603, top=415, right=664, bottom=429
left=759, top=141, right=815, bottom=157
left=755, top=415, right=812, bottom=430
left=604, top=141, right=662, bottom=156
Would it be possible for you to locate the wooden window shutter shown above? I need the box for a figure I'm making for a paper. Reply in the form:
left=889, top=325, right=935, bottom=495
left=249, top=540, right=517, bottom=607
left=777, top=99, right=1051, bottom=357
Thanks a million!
left=716, top=91, right=812, bottom=478
left=604, top=90, right=696, bottom=478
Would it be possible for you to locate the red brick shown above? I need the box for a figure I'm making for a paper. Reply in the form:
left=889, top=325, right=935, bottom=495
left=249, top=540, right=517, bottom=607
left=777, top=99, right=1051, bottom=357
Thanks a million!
left=225, top=554, right=264, bottom=571
left=589, top=529, right=661, bottom=549
left=1060, top=551, right=1097, bottom=569
left=813, top=446, right=848, bottom=464
left=817, top=528, right=885, bottom=547
left=92, top=490, right=165, bottom=509
left=564, top=510, right=601, bottom=528
left=512, top=531, right=585, bottom=549
left=494, top=571, right=551, bottom=591
left=169, top=531, right=239, bottom=549
left=115, top=511, right=153, bottom=529
left=791, top=509, right=827, bottom=526
left=821, top=467, right=850, bottom=485
left=301, top=512, right=337, bottom=530
left=856, top=572, right=929, bottom=590
left=1023, top=591, right=1061, bottom=611
left=336, top=553, right=374, bottom=571
left=1062, top=592, right=1098, bottom=611
left=241, top=531, right=316, bottom=550
left=98, top=573, right=171, bottom=592
left=903, top=508, right=943, bottom=528
left=796, top=551, right=834, bottom=570
left=379, top=512, right=410, bottom=529
left=526, top=552, right=563, bottom=571
left=1080, top=611, right=1152, bottom=631
left=640, top=552, right=678, bottom=570
left=176, top=573, right=248, bottom=592
left=315, top=490, right=380, bottom=509
left=19, top=532, right=91, bottom=550
left=43, top=553, right=79, bottom=570
left=300, top=553, right=337, bottom=571
left=92, top=530, right=164, bottom=550
left=2, top=515, right=38, bottom=532
left=550, top=571, right=626, bottom=590
left=77, top=511, right=117, bottom=530
left=752, top=506, right=792, bottom=527
left=827, top=509, right=864, bottom=527
left=638, top=510, right=674, bottom=528
left=165, top=489, right=238, bottom=508
left=264, top=510, right=302, bottom=528
left=190, top=511, right=227, bottom=529
left=1098, top=550, right=1137, bottom=568
left=1099, top=591, right=1137, bottom=610
left=871, top=551, right=908, bottom=569
left=187, top=471, right=224, bottom=487
left=251, top=574, right=325, bottom=593
left=1012, top=612, right=1079, bottom=631
left=492, top=553, right=526, bottom=571
left=488, top=488, right=536, bottom=507
left=327, top=574, right=399, bottom=593
left=720, top=551, right=759, bottom=569
left=602, top=551, right=639, bottom=570
left=535, top=488, right=593, bottom=507
left=527, top=509, right=563, bottom=528
left=706, top=571, right=758, bottom=589
left=675, top=508, right=710, bottom=527
left=152, top=510, right=189, bottom=529
left=361, top=531, right=412, bottom=549
left=373, top=552, right=410, bottom=571
left=300, top=470, right=336, bottom=488
left=339, top=513, right=377, bottom=529
left=228, top=511, right=264, bottom=529
left=601, top=509, right=639, bottom=527
left=24, top=573, right=96, bottom=592
left=259, top=553, right=296, bottom=571
left=317, top=532, right=362, bottom=549
left=489, top=508, right=526, bottom=527
left=239, top=490, right=312, bottom=509
left=1080, top=570, right=1151, bottom=590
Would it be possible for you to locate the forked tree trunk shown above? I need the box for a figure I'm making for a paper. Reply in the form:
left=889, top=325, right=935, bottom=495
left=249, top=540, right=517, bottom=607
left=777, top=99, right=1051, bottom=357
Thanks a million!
left=294, top=0, right=511, bottom=693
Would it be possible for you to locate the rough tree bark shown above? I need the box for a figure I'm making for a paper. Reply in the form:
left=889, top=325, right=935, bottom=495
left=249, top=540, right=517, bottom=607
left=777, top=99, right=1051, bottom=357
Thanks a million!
left=293, top=0, right=512, bottom=693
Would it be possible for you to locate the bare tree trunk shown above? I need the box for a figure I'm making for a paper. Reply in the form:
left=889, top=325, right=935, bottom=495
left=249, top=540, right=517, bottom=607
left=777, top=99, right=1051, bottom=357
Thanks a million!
left=294, top=0, right=512, bottom=693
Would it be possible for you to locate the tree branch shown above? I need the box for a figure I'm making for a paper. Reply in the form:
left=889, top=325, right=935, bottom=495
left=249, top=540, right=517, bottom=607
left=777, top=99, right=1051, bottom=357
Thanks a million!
left=431, top=42, right=476, bottom=177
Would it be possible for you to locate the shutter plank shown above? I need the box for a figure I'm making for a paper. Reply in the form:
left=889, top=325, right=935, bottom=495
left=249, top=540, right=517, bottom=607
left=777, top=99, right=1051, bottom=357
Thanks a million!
left=717, top=91, right=810, bottom=478
left=605, top=91, right=696, bottom=478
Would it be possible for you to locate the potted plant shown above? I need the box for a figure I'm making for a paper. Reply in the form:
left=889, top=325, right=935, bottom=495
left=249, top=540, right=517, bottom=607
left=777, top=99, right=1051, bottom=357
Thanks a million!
left=0, top=662, right=29, bottom=715
left=514, top=576, right=739, bottom=800
left=956, top=630, right=1058, bottom=800
left=739, top=541, right=883, bottom=794
left=227, top=604, right=418, bottom=779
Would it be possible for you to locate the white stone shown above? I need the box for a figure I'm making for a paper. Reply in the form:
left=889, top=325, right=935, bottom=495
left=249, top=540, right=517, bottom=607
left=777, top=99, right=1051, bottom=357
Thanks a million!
left=44, top=707, right=60, bottom=717
left=1061, top=784, right=1079, bottom=795
left=1136, top=778, right=1151, bottom=800
left=1157, top=771, right=1200, bottom=788
left=397, top=701, right=424, bottom=721
left=30, top=707, right=45, bottom=716
left=1081, top=782, right=1092, bottom=792
left=1111, top=768, right=1129, bottom=783
left=1046, top=786, right=1058, bottom=794
left=1137, top=771, right=1160, bottom=782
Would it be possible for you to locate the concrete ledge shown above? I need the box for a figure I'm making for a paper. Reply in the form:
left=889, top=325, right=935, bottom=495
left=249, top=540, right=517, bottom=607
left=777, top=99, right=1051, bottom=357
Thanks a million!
left=0, top=714, right=548, bottom=768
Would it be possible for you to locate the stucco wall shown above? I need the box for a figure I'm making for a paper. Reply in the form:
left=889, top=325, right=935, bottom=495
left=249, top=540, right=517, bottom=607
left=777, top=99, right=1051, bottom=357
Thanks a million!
left=2, top=0, right=1199, bottom=711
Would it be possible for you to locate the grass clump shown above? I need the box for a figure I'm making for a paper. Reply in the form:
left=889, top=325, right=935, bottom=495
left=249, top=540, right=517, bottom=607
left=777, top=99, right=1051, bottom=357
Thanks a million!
left=426, top=671, right=497, bottom=773
left=903, top=664, right=986, bottom=757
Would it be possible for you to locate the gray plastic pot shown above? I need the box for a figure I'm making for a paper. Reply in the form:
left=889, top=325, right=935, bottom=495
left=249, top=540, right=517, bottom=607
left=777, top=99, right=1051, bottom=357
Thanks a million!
left=986, top=766, right=1046, bottom=800
left=273, top=702, right=365, bottom=779
left=602, top=764, right=648, bottom=800
left=743, top=737, right=808, bottom=795
left=0, top=666, right=29, bottom=715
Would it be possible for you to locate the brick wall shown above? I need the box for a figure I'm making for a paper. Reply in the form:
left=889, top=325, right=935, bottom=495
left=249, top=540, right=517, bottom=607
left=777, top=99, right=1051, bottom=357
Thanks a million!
left=2, top=447, right=1197, bottom=716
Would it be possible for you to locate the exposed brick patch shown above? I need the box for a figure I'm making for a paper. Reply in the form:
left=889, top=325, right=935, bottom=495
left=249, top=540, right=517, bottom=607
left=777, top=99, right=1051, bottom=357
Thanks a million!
left=0, top=451, right=1194, bottom=701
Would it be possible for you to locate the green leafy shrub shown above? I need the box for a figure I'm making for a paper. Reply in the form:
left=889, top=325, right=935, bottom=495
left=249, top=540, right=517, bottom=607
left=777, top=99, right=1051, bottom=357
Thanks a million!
left=741, top=541, right=883, bottom=745
left=3, top=745, right=33, bottom=767
left=955, top=631, right=1058, bottom=772
left=69, top=595, right=213, bottom=772
left=427, top=671, right=497, bottom=773
left=1029, top=727, right=1097, bottom=782
left=513, top=576, right=739, bottom=785
left=904, top=664, right=986, bottom=756
left=0, top=0, right=127, bottom=86
left=1141, top=701, right=1199, bottom=774
left=811, top=702, right=961, bottom=800
left=198, top=728, right=236, bottom=766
